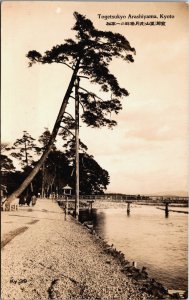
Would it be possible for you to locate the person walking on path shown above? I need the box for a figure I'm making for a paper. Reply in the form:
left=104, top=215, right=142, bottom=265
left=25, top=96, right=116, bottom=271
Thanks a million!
left=19, top=194, right=26, bottom=206
left=31, top=194, right=37, bottom=206
left=26, top=194, right=32, bottom=206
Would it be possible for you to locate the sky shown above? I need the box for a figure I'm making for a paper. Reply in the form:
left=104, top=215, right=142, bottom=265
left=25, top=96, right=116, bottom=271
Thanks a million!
left=1, top=1, right=189, bottom=195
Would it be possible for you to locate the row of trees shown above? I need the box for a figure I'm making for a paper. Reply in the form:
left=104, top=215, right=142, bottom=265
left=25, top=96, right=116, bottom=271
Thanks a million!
left=1, top=129, right=110, bottom=197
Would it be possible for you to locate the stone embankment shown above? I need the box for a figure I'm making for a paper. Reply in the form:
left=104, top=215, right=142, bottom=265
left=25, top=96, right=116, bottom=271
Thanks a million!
left=1, top=199, right=187, bottom=300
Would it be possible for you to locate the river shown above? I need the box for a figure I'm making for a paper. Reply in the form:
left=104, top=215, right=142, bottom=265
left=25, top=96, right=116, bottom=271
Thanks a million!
left=79, top=205, right=188, bottom=291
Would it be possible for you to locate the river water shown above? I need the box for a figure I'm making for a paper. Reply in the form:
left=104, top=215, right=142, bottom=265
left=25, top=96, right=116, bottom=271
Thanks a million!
left=80, top=205, right=188, bottom=291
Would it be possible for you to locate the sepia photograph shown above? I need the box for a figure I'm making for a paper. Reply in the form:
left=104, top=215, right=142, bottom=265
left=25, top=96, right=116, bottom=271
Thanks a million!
left=1, top=1, right=188, bottom=299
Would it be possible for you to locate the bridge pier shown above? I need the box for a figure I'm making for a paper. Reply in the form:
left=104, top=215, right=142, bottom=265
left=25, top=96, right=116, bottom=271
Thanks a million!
left=126, top=201, right=132, bottom=216
left=165, top=202, right=169, bottom=218
left=88, top=201, right=94, bottom=212
left=164, top=199, right=170, bottom=218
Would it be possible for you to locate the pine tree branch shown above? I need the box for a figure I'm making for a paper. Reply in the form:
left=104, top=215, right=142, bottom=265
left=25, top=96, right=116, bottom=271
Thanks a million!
left=55, top=61, right=74, bottom=70
left=79, top=87, right=103, bottom=101
left=63, top=112, right=75, bottom=121
left=59, top=126, right=75, bottom=138
left=78, top=75, right=89, bottom=79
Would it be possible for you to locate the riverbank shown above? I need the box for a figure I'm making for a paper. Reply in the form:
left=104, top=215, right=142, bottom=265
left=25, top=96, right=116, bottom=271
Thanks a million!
left=1, top=199, right=186, bottom=299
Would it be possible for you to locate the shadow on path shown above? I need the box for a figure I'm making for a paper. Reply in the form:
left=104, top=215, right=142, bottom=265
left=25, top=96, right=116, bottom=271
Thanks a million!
left=8, top=214, right=63, bottom=221
left=1, top=227, right=28, bottom=249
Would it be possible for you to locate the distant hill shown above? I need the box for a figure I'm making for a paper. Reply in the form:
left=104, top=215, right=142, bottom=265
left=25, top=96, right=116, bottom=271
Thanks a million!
left=150, top=191, right=189, bottom=197
left=105, top=191, right=189, bottom=197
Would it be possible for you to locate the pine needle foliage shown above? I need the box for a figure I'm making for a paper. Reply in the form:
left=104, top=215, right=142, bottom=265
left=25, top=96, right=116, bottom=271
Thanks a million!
left=27, top=12, right=135, bottom=129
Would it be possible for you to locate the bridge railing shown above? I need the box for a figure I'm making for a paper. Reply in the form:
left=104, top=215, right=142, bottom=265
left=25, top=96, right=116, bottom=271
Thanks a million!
left=56, top=194, right=189, bottom=204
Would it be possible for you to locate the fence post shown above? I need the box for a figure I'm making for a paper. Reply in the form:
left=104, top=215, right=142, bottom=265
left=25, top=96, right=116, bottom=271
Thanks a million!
left=65, top=196, right=68, bottom=220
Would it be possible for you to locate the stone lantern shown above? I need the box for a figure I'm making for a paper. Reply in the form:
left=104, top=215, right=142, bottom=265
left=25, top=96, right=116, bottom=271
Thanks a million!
left=62, top=184, right=72, bottom=196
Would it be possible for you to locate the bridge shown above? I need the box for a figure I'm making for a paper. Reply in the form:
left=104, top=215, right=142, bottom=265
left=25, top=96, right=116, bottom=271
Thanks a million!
left=56, top=194, right=188, bottom=206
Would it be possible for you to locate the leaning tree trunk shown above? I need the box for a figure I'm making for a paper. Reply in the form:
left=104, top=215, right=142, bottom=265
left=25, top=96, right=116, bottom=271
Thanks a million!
left=6, top=59, right=81, bottom=203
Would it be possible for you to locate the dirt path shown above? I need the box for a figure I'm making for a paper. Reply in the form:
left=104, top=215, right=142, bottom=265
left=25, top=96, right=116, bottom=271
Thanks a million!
left=1, top=199, right=153, bottom=300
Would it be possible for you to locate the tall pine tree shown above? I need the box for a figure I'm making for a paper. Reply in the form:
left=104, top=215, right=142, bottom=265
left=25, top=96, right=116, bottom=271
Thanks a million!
left=7, top=12, right=135, bottom=203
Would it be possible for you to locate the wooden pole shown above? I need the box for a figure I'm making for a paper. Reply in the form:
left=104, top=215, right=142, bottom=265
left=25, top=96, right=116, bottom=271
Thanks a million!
left=41, top=163, right=45, bottom=198
left=24, top=140, right=34, bottom=195
left=75, top=77, right=80, bottom=219
left=65, top=196, right=68, bottom=221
